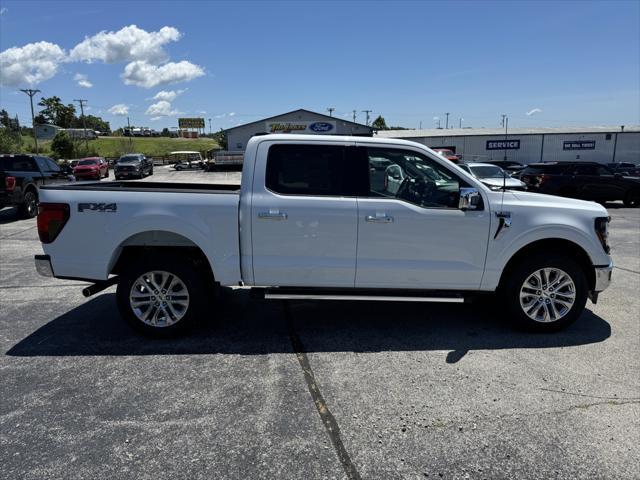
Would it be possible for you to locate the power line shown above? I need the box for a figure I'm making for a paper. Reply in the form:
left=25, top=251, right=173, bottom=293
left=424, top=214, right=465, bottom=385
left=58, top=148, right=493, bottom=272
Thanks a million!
left=19, top=89, right=41, bottom=153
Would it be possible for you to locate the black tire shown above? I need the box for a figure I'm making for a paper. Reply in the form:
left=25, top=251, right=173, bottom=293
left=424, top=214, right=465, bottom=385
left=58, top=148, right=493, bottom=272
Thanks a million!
left=116, top=254, right=207, bottom=337
left=500, top=252, right=588, bottom=332
left=18, top=189, right=38, bottom=219
left=175, top=165, right=183, bottom=171
left=623, top=189, right=640, bottom=208
left=149, top=167, right=154, bottom=176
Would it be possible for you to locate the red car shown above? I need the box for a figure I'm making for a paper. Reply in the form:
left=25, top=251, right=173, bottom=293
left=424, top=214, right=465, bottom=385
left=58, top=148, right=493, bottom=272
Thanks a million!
left=432, top=148, right=461, bottom=164
left=73, top=157, right=109, bottom=180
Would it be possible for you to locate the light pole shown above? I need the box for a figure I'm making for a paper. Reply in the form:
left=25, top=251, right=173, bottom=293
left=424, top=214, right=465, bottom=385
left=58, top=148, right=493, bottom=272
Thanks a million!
left=362, top=110, right=372, bottom=126
left=445, top=112, right=450, bottom=129
left=208, top=118, right=212, bottom=135
left=20, top=89, right=40, bottom=153
left=327, top=107, right=335, bottom=117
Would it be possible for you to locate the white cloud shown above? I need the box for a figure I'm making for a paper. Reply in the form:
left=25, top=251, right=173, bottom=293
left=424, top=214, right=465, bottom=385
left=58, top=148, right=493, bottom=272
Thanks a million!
left=0, top=41, right=66, bottom=86
left=526, top=108, right=542, bottom=116
left=215, top=113, right=226, bottom=119
left=152, top=88, right=186, bottom=102
left=145, top=100, right=179, bottom=116
left=122, top=60, right=204, bottom=88
left=228, top=112, right=236, bottom=117
left=69, top=25, right=181, bottom=64
left=74, top=73, right=93, bottom=88
left=0, top=7, right=8, bottom=14
left=150, top=116, right=163, bottom=121
left=108, top=104, right=129, bottom=116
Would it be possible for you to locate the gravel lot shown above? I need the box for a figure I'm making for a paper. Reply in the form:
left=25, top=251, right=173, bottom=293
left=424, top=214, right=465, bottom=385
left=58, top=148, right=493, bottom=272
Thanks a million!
left=1, top=167, right=638, bottom=479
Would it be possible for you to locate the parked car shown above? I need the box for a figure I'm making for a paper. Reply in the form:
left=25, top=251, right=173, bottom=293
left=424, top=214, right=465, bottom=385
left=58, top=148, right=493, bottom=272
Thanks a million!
left=73, top=157, right=109, bottom=180
left=431, top=148, right=461, bottom=164
left=0, top=154, right=74, bottom=218
left=484, top=160, right=527, bottom=174
left=458, top=163, right=527, bottom=191
left=114, top=154, right=153, bottom=180
left=35, top=134, right=613, bottom=337
left=520, top=161, right=640, bottom=206
left=170, top=151, right=205, bottom=170
left=606, top=162, right=640, bottom=176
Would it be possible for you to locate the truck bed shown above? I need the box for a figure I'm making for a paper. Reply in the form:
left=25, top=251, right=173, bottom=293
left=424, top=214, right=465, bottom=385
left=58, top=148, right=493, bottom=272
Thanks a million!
left=40, top=181, right=240, bottom=194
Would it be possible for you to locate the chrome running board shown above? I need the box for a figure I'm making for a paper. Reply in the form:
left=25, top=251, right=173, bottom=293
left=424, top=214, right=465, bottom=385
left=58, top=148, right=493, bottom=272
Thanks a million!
left=264, top=292, right=464, bottom=303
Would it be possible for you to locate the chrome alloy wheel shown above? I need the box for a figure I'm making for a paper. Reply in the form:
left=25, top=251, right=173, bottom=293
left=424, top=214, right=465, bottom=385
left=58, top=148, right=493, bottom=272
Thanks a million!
left=129, top=270, right=190, bottom=327
left=519, top=267, right=576, bottom=323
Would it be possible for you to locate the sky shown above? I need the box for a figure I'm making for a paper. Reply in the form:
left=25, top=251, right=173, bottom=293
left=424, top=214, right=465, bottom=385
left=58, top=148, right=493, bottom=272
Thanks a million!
left=1, top=0, right=639, bottom=132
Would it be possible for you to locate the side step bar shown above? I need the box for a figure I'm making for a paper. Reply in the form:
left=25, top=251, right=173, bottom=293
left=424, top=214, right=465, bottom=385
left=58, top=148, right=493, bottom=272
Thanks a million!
left=262, top=288, right=466, bottom=303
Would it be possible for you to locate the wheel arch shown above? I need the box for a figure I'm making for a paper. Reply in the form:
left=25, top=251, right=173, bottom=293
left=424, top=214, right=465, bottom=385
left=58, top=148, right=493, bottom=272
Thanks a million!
left=498, top=238, right=596, bottom=291
left=108, top=230, right=215, bottom=284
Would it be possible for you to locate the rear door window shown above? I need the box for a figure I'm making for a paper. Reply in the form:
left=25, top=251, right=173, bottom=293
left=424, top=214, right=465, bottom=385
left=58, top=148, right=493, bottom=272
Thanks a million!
left=266, top=144, right=367, bottom=196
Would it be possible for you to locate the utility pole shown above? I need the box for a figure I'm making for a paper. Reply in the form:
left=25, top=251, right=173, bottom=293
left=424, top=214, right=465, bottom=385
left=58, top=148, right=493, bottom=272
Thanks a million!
left=501, top=114, right=509, bottom=161
left=459, top=118, right=463, bottom=129
left=419, top=120, right=422, bottom=129
left=352, top=110, right=357, bottom=123
left=445, top=112, right=450, bottom=129
left=74, top=98, right=89, bottom=151
left=20, top=89, right=41, bottom=153
left=362, top=110, right=372, bottom=126
left=127, top=116, right=133, bottom=151
left=436, top=118, right=442, bottom=129
left=327, top=107, right=335, bottom=117
left=208, top=118, right=212, bottom=135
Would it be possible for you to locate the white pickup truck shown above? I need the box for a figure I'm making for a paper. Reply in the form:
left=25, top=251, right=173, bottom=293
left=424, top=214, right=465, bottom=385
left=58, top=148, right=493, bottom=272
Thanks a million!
left=35, top=134, right=613, bottom=336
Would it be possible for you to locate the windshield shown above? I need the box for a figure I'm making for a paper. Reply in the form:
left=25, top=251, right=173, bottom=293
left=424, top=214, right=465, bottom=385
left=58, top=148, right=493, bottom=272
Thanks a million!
left=119, top=156, right=141, bottom=163
left=78, top=159, right=97, bottom=166
left=470, top=165, right=505, bottom=178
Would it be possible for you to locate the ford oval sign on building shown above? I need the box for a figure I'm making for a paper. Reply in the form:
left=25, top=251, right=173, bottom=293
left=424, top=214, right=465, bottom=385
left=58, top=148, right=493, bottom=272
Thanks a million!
left=308, top=122, right=334, bottom=133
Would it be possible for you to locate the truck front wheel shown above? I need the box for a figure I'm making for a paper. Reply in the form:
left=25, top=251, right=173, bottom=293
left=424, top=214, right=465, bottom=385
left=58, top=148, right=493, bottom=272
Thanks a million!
left=116, top=255, right=206, bottom=337
left=501, top=253, right=588, bottom=332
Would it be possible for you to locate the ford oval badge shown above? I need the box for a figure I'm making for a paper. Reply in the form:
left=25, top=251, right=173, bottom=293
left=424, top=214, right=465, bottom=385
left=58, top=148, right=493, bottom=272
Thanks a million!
left=309, top=122, right=334, bottom=133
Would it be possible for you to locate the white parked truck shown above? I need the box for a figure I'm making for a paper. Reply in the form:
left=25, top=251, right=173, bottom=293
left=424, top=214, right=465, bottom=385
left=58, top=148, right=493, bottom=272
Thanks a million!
left=35, top=134, right=613, bottom=336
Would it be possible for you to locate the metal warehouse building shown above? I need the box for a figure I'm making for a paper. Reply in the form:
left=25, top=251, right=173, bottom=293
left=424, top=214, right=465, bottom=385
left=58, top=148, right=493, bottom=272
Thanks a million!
left=224, top=109, right=373, bottom=151
left=376, top=126, right=640, bottom=165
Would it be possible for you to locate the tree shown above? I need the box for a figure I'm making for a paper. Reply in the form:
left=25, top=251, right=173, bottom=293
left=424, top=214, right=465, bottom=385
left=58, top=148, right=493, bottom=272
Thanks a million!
left=71, top=114, right=110, bottom=133
left=161, top=128, right=170, bottom=137
left=37, top=96, right=76, bottom=128
left=214, top=128, right=227, bottom=150
left=371, top=115, right=388, bottom=130
left=0, top=127, right=22, bottom=153
left=50, top=131, right=74, bottom=159
left=0, top=109, right=9, bottom=129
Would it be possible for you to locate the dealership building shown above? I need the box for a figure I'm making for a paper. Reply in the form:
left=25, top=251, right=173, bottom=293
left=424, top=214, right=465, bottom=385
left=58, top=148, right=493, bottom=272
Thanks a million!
left=223, top=109, right=373, bottom=151
left=376, top=126, right=640, bottom=164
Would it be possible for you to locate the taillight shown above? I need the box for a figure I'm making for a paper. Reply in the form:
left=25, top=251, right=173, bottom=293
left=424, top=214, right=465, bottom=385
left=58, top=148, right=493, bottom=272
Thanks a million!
left=5, top=176, right=16, bottom=192
left=37, top=203, right=70, bottom=244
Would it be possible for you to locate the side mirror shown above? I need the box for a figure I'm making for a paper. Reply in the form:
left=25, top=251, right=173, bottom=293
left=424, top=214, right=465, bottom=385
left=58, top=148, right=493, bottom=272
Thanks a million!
left=459, top=187, right=481, bottom=210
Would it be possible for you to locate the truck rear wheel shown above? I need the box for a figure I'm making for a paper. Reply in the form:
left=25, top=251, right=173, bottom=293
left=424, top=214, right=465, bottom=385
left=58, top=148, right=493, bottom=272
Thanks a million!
left=18, top=189, right=38, bottom=219
left=116, top=255, right=206, bottom=337
left=501, top=253, right=588, bottom=332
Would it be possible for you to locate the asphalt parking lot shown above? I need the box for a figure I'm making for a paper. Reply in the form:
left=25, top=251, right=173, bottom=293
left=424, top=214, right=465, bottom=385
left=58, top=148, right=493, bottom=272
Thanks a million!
left=1, top=167, right=639, bottom=479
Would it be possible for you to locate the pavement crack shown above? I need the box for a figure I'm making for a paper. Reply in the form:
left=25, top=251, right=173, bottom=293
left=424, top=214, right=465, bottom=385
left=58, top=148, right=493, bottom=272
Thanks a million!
left=539, top=386, right=640, bottom=401
left=0, top=226, right=37, bottom=239
left=613, top=265, right=640, bottom=274
left=283, top=301, right=362, bottom=480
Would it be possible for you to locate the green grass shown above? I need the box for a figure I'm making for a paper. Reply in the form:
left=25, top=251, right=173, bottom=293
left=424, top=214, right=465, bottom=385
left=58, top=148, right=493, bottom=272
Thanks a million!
left=20, top=135, right=220, bottom=158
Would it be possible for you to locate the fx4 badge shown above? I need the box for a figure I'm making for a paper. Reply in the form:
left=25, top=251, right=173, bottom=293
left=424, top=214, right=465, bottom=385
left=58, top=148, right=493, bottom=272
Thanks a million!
left=78, top=203, right=117, bottom=213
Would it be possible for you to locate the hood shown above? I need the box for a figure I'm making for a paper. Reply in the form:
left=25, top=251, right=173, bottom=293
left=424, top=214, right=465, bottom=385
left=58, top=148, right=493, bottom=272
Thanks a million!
left=506, top=190, right=608, bottom=215
left=480, top=177, right=525, bottom=188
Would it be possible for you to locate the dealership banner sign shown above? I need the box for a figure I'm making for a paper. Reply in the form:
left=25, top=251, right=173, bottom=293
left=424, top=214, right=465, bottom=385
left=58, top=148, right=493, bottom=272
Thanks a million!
left=266, top=121, right=336, bottom=134
left=178, top=118, right=205, bottom=129
left=486, top=140, right=520, bottom=150
left=563, top=140, right=596, bottom=150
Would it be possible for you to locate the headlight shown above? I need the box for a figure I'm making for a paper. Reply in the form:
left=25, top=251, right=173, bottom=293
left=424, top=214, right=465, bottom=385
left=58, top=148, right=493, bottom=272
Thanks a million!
left=595, top=217, right=611, bottom=254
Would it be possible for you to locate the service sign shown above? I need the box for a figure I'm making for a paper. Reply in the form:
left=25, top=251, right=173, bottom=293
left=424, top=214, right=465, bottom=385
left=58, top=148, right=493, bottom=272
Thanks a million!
left=266, top=121, right=336, bottom=134
left=178, top=118, right=205, bottom=129
left=563, top=140, right=596, bottom=150
left=486, top=140, right=521, bottom=150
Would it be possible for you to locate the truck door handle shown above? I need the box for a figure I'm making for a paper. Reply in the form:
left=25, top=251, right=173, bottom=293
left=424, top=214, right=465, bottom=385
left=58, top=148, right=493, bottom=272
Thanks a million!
left=365, top=214, right=394, bottom=223
left=258, top=211, right=288, bottom=220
